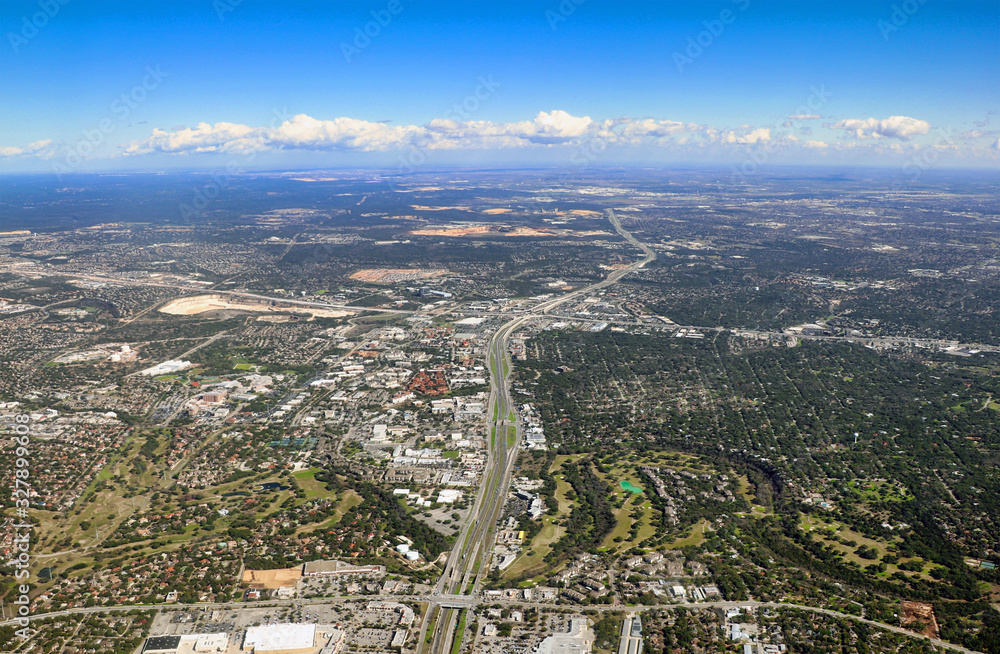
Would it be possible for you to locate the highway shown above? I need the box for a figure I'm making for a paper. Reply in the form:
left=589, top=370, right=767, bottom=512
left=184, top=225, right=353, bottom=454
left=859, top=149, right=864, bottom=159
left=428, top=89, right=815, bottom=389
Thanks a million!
left=420, top=319, right=524, bottom=654
left=21, top=271, right=412, bottom=315
left=419, top=209, right=657, bottom=654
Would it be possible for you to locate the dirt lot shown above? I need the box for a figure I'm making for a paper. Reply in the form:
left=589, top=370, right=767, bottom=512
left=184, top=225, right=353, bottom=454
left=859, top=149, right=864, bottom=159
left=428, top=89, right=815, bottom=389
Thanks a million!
left=900, top=601, right=939, bottom=638
left=159, top=294, right=352, bottom=318
left=242, top=567, right=302, bottom=589
left=409, top=225, right=556, bottom=237
left=348, top=268, right=447, bottom=282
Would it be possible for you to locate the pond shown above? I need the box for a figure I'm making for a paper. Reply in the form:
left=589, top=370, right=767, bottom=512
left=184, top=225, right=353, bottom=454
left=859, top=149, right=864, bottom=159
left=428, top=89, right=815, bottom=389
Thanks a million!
left=619, top=480, right=643, bottom=494
left=252, top=482, right=289, bottom=493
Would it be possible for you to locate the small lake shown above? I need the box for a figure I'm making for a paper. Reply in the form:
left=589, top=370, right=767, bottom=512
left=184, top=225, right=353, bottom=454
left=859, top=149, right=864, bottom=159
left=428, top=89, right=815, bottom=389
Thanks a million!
left=620, top=480, right=643, bottom=494
left=252, top=482, right=289, bottom=493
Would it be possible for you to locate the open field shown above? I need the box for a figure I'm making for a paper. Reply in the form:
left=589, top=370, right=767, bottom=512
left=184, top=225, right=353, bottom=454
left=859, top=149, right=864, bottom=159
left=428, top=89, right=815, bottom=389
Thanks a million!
left=600, top=495, right=639, bottom=550
left=599, top=494, right=657, bottom=553
left=159, top=294, right=353, bottom=318
left=348, top=268, right=447, bottom=282
left=410, top=224, right=556, bottom=237
left=503, top=454, right=583, bottom=580
left=333, top=489, right=364, bottom=518
left=664, top=519, right=710, bottom=549
left=799, top=514, right=932, bottom=580
left=592, top=464, right=656, bottom=554
left=293, top=468, right=332, bottom=501
left=242, top=566, right=302, bottom=589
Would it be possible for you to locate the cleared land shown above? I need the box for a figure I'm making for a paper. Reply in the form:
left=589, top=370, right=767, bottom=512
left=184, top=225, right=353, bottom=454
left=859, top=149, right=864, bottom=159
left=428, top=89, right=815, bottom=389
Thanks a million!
left=159, top=294, right=353, bottom=318
left=410, top=225, right=556, bottom=237
left=242, top=566, right=302, bottom=589
left=348, top=268, right=447, bottom=283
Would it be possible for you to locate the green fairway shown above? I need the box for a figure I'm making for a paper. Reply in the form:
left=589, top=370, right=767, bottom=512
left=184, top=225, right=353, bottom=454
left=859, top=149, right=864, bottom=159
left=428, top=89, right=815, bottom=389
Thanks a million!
left=292, top=468, right=332, bottom=501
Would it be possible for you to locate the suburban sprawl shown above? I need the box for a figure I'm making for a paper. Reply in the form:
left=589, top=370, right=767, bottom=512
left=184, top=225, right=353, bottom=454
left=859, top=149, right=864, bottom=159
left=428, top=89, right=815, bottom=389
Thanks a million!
left=1, top=168, right=999, bottom=654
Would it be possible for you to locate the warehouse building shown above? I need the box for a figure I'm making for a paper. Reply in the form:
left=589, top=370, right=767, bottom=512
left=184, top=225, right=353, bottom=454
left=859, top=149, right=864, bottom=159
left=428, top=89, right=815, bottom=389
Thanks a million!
left=242, top=624, right=315, bottom=654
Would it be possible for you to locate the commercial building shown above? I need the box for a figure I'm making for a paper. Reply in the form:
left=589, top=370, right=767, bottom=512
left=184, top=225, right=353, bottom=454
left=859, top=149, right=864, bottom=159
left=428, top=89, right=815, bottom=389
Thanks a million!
left=301, top=559, right=384, bottom=577
left=242, top=624, right=315, bottom=654
left=142, top=633, right=228, bottom=653
left=617, top=615, right=643, bottom=654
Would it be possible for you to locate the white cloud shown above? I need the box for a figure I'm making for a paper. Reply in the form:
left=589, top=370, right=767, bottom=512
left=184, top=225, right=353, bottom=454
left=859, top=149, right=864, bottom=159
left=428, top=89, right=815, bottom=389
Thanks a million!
left=122, top=110, right=603, bottom=156
left=0, top=110, right=930, bottom=164
left=268, top=115, right=426, bottom=151
left=0, top=139, right=54, bottom=159
left=123, top=122, right=261, bottom=155
left=825, top=115, right=930, bottom=140
left=619, top=118, right=699, bottom=139
left=721, top=127, right=771, bottom=145
left=516, top=109, right=594, bottom=143
left=788, top=114, right=822, bottom=120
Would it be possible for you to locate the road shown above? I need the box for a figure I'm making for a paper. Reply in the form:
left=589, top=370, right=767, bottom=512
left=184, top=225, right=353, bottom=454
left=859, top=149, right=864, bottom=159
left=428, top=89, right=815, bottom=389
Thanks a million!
left=419, top=209, right=657, bottom=654
left=420, top=319, right=523, bottom=654
left=2, top=597, right=983, bottom=654
left=40, top=271, right=411, bottom=315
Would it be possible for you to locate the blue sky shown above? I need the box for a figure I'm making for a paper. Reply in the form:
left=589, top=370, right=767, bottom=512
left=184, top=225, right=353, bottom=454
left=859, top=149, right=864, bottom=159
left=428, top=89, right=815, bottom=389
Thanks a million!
left=1, top=0, right=998, bottom=174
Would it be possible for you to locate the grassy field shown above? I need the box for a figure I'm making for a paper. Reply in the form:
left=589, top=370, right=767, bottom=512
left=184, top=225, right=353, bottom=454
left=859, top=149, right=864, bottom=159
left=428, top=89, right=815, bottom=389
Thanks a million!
left=589, top=458, right=661, bottom=554
left=844, top=479, right=909, bottom=503
left=596, top=475, right=654, bottom=553
left=600, top=500, right=657, bottom=553
left=292, top=468, right=332, bottom=501
left=600, top=494, right=638, bottom=549
left=735, top=475, right=769, bottom=516
left=799, top=514, right=929, bottom=579
left=663, top=519, right=710, bottom=549
left=502, top=454, right=584, bottom=580
left=736, top=475, right=755, bottom=504
left=333, top=489, right=364, bottom=518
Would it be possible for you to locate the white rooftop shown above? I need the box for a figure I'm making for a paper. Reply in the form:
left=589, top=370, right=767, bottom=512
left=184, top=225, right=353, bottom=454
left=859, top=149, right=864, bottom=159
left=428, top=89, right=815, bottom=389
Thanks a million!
left=243, top=623, right=315, bottom=652
left=533, top=617, right=594, bottom=654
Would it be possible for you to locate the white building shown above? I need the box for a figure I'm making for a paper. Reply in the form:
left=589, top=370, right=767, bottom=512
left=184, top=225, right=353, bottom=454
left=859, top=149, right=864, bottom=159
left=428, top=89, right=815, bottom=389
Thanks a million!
left=242, top=624, right=315, bottom=653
